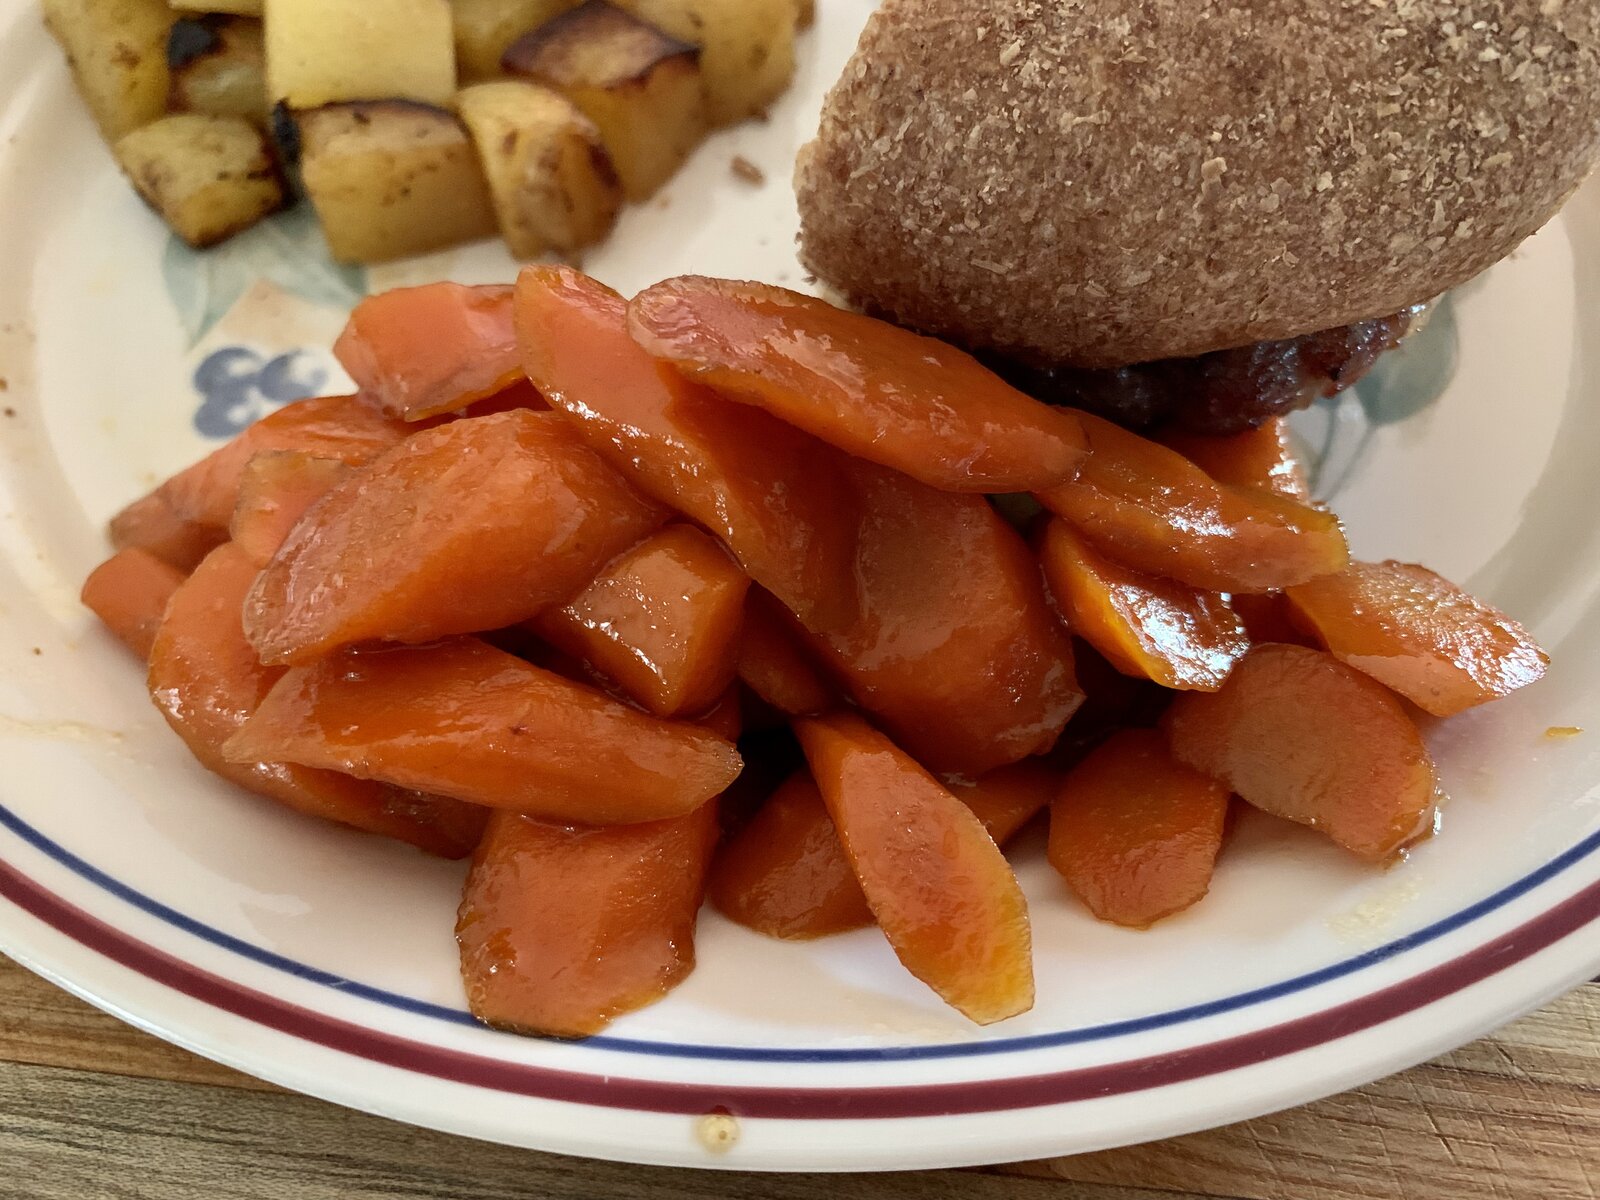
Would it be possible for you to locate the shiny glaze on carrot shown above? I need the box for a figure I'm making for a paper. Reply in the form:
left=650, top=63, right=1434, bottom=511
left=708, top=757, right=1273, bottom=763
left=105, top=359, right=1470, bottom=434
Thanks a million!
left=627, top=276, right=1088, bottom=493
left=224, top=637, right=741, bottom=825
left=229, top=450, right=352, bottom=568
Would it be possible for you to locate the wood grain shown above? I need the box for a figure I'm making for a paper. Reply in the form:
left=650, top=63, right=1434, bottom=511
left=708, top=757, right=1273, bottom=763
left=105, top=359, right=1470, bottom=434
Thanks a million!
left=0, top=954, right=1594, bottom=1200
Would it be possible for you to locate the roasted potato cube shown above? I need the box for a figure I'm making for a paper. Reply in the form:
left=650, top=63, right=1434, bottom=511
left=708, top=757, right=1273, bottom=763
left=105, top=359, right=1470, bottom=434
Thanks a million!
left=503, top=0, right=705, bottom=201
left=169, top=0, right=261, bottom=12
left=457, top=80, right=621, bottom=258
left=42, top=0, right=175, bottom=140
left=451, top=0, right=580, bottom=81
left=297, top=101, right=497, bottom=263
left=618, top=0, right=796, bottom=125
left=114, top=113, right=285, bottom=246
left=264, top=0, right=456, bottom=108
left=167, top=15, right=266, bottom=123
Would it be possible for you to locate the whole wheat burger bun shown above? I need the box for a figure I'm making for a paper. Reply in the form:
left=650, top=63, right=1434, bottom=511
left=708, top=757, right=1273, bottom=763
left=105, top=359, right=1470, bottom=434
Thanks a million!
left=795, top=0, right=1600, bottom=369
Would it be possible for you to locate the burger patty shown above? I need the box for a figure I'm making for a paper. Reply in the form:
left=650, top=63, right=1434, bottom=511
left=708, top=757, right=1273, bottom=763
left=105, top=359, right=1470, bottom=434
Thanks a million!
left=986, top=307, right=1423, bottom=435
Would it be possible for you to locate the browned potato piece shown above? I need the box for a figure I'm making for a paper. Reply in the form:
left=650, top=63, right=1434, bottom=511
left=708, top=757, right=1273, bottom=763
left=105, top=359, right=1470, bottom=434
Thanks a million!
left=114, top=113, right=286, bottom=247
left=456, top=80, right=622, bottom=258
left=167, top=15, right=267, bottom=124
left=618, top=0, right=796, bottom=125
left=451, top=0, right=581, bottom=81
left=504, top=0, right=706, bottom=201
left=793, top=0, right=814, bottom=29
left=297, top=101, right=497, bottom=263
left=264, top=0, right=456, bottom=108
left=42, top=0, right=175, bottom=141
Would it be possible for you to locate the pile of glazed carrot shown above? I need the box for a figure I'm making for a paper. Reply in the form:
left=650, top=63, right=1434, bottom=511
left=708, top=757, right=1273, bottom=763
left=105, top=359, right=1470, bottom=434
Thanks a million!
left=82, top=269, right=1548, bottom=1033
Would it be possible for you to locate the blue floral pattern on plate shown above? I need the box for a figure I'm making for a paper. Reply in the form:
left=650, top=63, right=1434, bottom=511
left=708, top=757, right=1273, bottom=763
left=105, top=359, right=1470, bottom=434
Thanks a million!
left=191, top=346, right=331, bottom=439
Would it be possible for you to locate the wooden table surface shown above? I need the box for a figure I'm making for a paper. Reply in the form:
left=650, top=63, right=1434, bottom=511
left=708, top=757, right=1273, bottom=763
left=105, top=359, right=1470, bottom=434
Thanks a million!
left=1, top=957, right=1594, bottom=1200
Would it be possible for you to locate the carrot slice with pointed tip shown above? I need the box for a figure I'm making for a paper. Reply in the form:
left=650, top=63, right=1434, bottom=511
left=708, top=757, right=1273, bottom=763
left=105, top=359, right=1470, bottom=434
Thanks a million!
left=1285, top=560, right=1548, bottom=716
left=224, top=637, right=741, bottom=824
left=710, top=760, right=1056, bottom=942
left=532, top=525, right=750, bottom=718
left=81, top=548, right=186, bottom=661
left=1038, top=517, right=1248, bottom=691
left=513, top=264, right=861, bottom=629
left=1038, top=411, right=1347, bottom=593
left=229, top=451, right=352, bottom=568
left=243, top=410, right=664, bottom=665
left=149, top=544, right=485, bottom=857
left=335, top=283, right=523, bottom=421
left=1048, top=729, right=1229, bottom=928
left=1163, top=644, right=1439, bottom=862
left=458, top=802, right=719, bottom=1037
left=795, top=713, right=1034, bottom=1023
left=627, top=277, right=1088, bottom=493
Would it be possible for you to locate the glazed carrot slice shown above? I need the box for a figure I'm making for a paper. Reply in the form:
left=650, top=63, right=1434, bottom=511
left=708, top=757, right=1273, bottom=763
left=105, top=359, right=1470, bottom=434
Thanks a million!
left=803, top=458, right=1082, bottom=776
left=142, top=394, right=414, bottom=533
left=1037, top=411, right=1348, bottom=593
left=693, top=684, right=743, bottom=741
left=107, top=492, right=225, bottom=572
left=795, top=713, right=1034, bottom=1024
left=1164, top=644, right=1439, bottom=862
left=627, top=277, right=1088, bottom=493
left=708, top=772, right=872, bottom=939
left=532, top=525, right=750, bottom=718
left=81, top=548, right=186, bottom=660
left=734, top=588, right=835, bottom=717
left=710, top=761, right=1055, bottom=942
left=1038, top=517, right=1248, bottom=691
left=1162, top=418, right=1311, bottom=500
left=458, top=802, right=720, bottom=1037
left=229, top=451, right=352, bottom=568
left=1286, top=561, right=1548, bottom=716
left=334, top=283, right=524, bottom=421
left=1048, top=729, right=1229, bottom=928
left=244, top=410, right=665, bottom=665
left=224, top=637, right=741, bottom=824
left=513, top=265, right=860, bottom=629
left=149, top=544, right=486, bottom=857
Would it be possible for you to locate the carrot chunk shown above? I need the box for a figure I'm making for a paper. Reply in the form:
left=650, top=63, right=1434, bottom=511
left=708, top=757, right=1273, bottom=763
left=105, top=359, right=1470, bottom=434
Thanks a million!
left=795, top=713, right=1034, bottom=1024
left=513, top=265, right=860, bottom=629
left=734, top=588, right=836, bottom=717
left=1162, top=418, right=1310, bottom=500
left=243, top=410, right=665, bottom=665
left=224, top=637, right=741, bottom=824
left=1038, top=411, right=1348, bottom=593
left=107, top=492, right=225, bottom=572
left=804, top=459, right=1082, bottom=777
left=627, top=277, right=1088, bottom=493
left=229, top=451, right=352, bottom=568
left=1230, top=591, right=1310, bottom=646
left=81, top=548, right=186, bottom=660
left=149, top=544, right=485, bottom=857
left=1285, top=561, right=1548, bottom=716
left=710, top=760, right=1055, bottom=942
left=532, top=525, right=750, bottom=717
left=1038, top=517, right=1248, bottom=691
left=1048, top=729, right=1229, bottom=928
left=334, top=283, right=524, bottom=421
left=1164, top=644, right=1439, bottom=862
left=144, top=394, right=414, bottom=533
left=709, top=772, right=873, bottom=939
left=458, top=802, right=719, bottom=1037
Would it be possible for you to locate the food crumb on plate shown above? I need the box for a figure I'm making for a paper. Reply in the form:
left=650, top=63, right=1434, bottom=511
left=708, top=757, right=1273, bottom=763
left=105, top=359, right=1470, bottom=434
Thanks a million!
left=696, top=1108, right=740, bottom=1154
left=731, top=155, right=765, bottom=185
left=1544, top=725, right=1583, bottom=739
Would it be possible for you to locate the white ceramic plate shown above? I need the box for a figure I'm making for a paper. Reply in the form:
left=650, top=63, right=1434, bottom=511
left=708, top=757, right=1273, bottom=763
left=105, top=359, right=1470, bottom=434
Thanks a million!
left=2, top=0, right=1598, bottom=1173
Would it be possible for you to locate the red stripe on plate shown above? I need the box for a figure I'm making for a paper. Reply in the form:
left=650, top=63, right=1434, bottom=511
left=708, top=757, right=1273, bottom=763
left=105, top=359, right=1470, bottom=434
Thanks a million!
left=1, top=855, right=1596, bottom=1119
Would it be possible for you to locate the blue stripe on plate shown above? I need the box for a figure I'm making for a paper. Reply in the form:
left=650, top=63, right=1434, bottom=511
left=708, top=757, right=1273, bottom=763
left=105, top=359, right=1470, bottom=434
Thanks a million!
left=2, top=800, right=1596, bottom=1062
